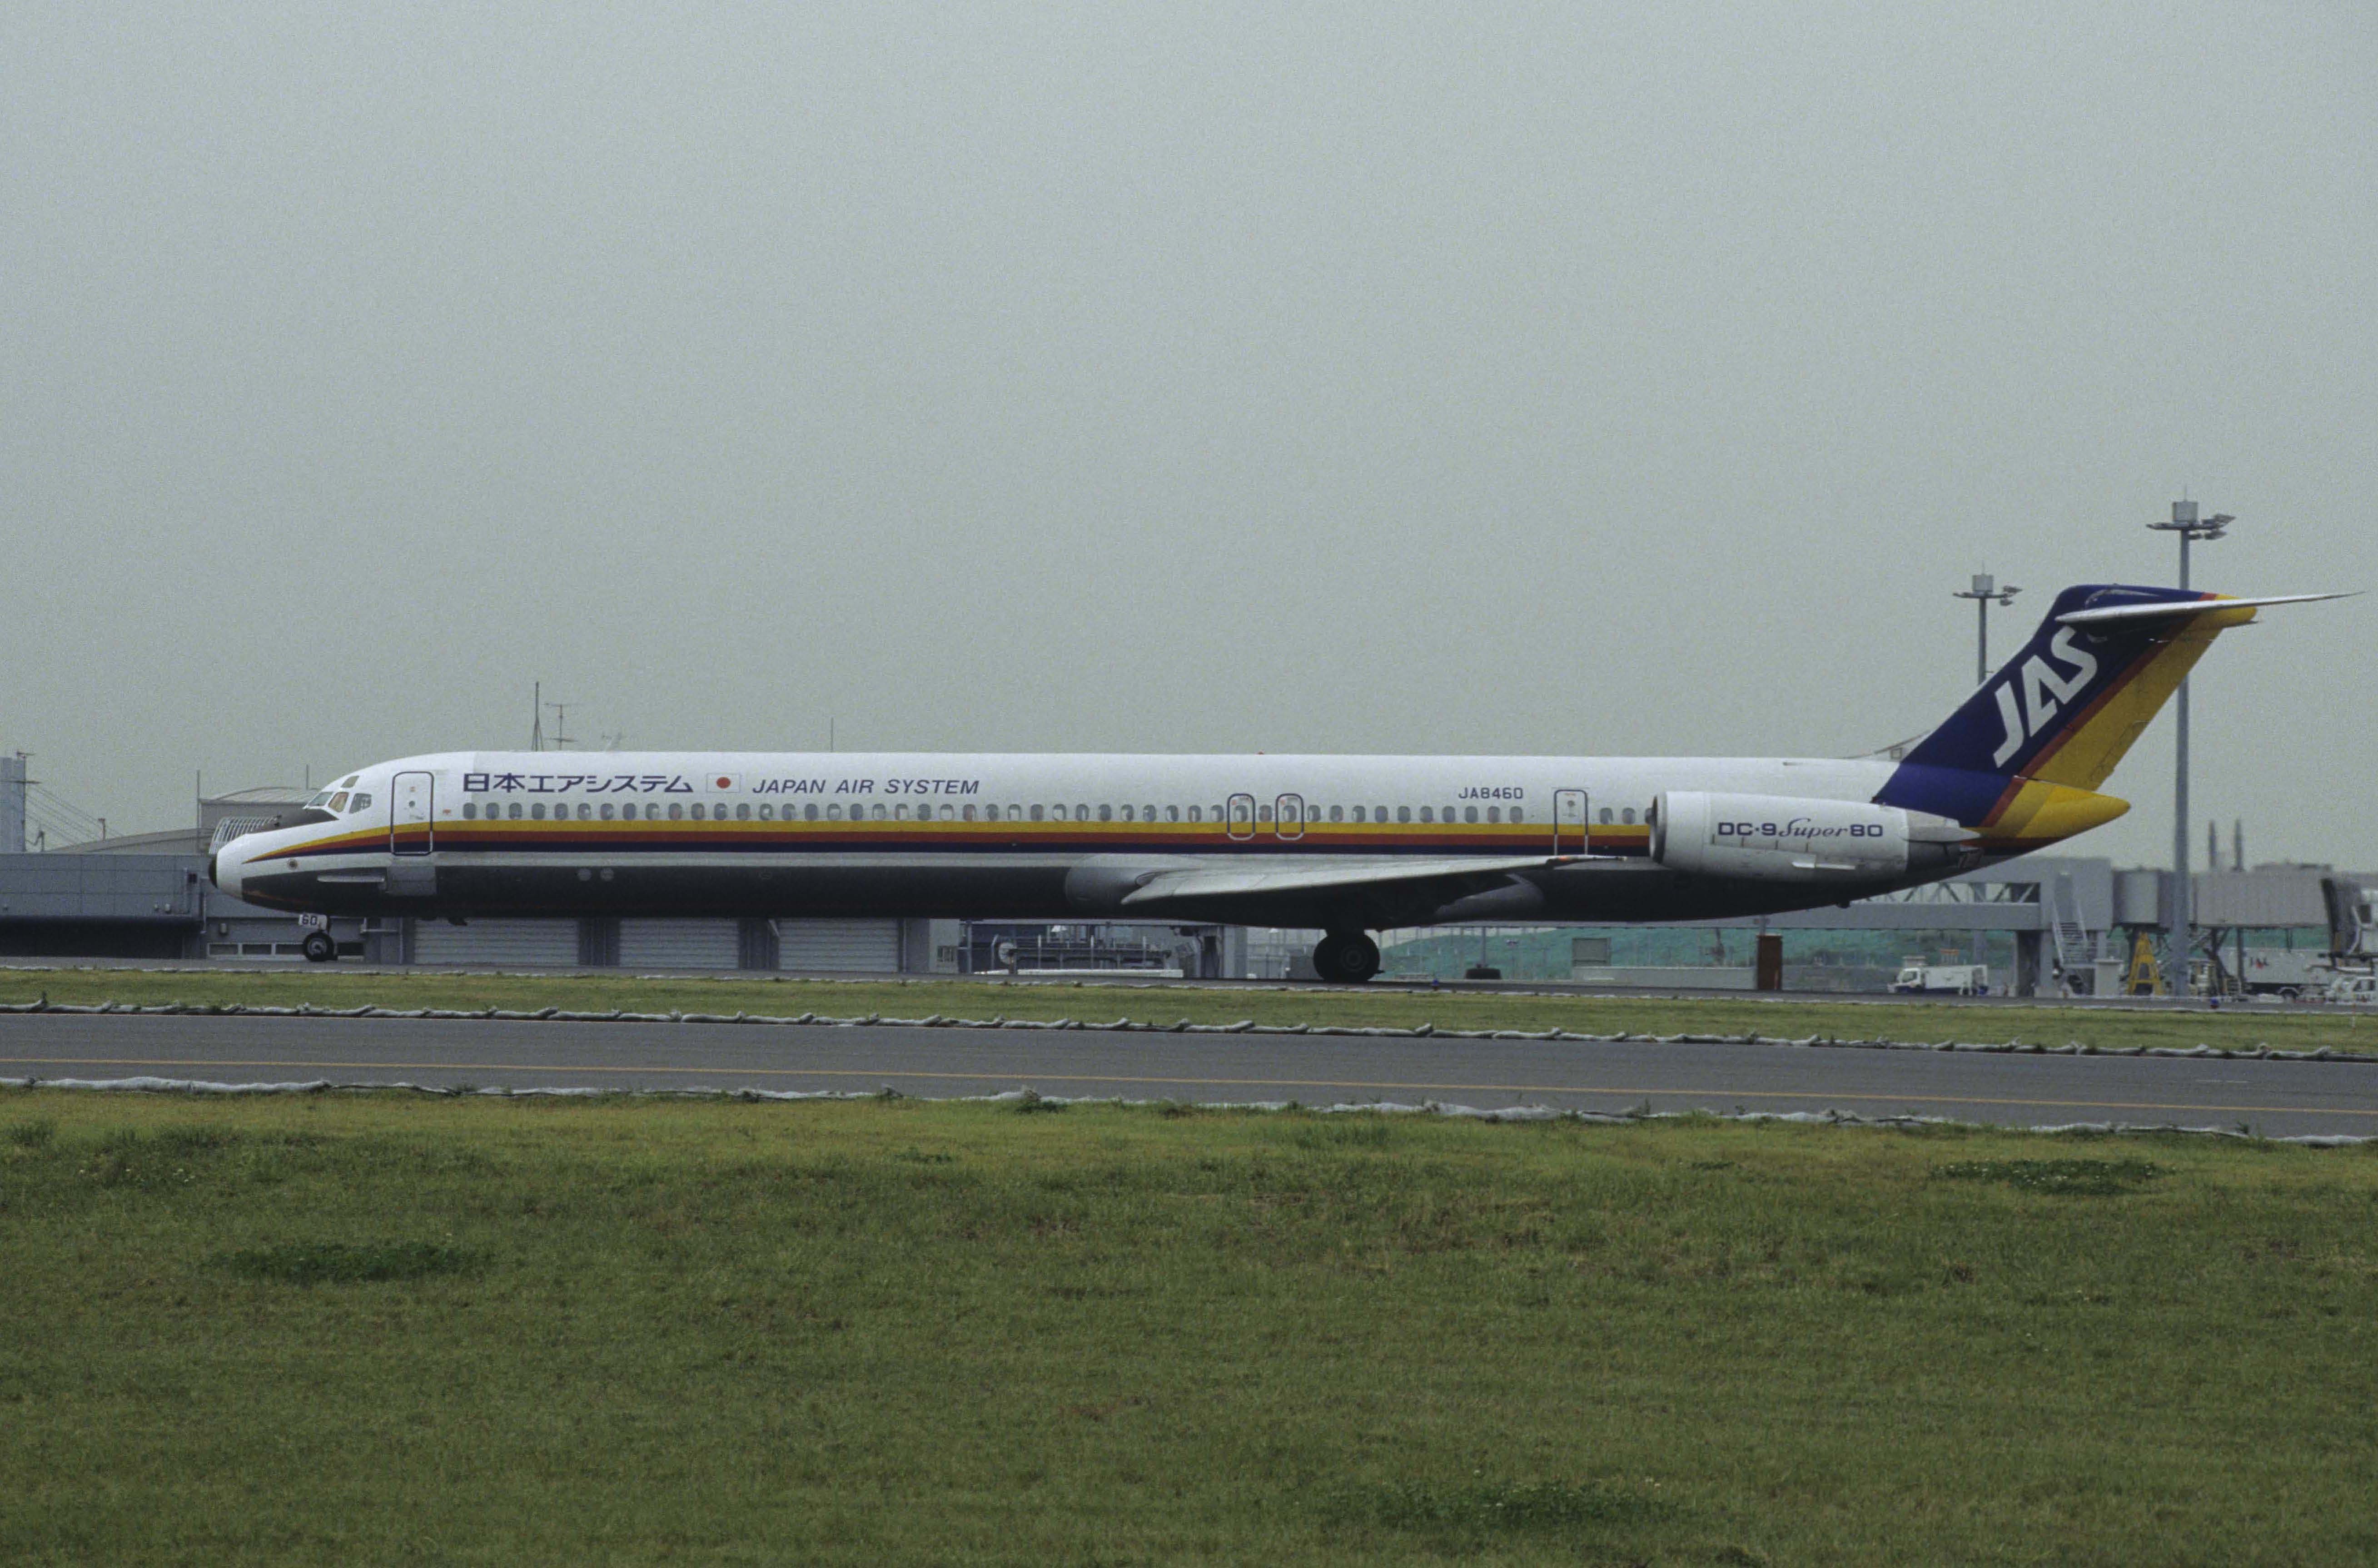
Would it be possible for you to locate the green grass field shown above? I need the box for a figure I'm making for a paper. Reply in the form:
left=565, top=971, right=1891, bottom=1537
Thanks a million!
left=4, top=1089, right=2374, bottom=1563
left=6, top=964, right=2377, bottom=1056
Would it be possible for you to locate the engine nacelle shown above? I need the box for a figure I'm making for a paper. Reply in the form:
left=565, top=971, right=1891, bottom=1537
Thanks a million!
left=1652, top=792, right=1964, bottom=883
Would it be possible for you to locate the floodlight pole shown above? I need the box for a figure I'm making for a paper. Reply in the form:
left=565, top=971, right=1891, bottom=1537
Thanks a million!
left=1951, top=574, right=2021, bottom=685
left=2146, top=501, right=2233, bottom=996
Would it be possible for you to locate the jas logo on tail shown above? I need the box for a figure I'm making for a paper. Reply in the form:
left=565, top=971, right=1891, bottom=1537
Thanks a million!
left=1990, top=628, right=2100, bottom=767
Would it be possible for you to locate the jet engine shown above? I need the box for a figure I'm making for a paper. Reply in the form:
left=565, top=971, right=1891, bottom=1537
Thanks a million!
left=1652, top=792, right=1970, bottom=882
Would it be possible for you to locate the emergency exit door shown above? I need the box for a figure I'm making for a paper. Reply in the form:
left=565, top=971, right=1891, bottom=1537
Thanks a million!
left=1553, top=789, right=1589, bottom=856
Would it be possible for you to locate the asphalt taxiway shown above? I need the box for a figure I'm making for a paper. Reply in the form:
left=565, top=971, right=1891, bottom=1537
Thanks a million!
left=5, top=1012, right=2374, bottom=1136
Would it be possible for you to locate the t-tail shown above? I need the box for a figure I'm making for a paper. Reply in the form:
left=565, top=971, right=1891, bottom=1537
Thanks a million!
left=1875, top=585, right=2343, bottom=854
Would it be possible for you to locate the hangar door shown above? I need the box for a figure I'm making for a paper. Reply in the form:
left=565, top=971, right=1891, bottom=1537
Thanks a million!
left=412, top=919, right=578, bottom=968
left=776, top=919, right=902, bottom=973
left=617, top=918, right=742, bottom=970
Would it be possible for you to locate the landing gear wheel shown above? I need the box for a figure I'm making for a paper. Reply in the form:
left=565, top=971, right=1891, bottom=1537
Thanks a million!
left=301, top=930, right=337, bottom=963
left=1311, top=932, right=1380, bottom=985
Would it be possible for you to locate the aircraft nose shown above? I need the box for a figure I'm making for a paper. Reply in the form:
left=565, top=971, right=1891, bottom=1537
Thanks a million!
left=210, top=847, right=241, bottom=899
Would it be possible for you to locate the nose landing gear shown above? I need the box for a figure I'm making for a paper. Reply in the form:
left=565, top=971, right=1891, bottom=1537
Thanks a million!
left=300, top=930, right=338, bottom=963
left=1310, top=931, right=1381, bottom=985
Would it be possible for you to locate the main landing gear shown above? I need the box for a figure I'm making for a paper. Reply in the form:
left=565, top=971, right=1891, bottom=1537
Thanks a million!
left=1310, top=931, right=1381, bottom=985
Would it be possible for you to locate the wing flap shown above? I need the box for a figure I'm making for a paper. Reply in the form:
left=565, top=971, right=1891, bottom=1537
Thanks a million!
left=1119, top=855, right=1572, bottom=911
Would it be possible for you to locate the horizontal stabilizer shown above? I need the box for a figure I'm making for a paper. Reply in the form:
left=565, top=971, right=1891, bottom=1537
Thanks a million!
left=2055, top=591, right=2353, bottom=627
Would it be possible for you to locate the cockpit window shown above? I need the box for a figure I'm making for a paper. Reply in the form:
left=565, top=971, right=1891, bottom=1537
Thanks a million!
left=308, top=792, right=333, bottom=808
left=339, top=775, right=359, bottom=789
left=328, top=792, right=350, bottom=812
left=351, top=793, right=372, bottom=812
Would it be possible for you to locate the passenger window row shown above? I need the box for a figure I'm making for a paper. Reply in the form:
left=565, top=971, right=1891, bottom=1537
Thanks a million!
left=451, top=799, right=1581, bottom=825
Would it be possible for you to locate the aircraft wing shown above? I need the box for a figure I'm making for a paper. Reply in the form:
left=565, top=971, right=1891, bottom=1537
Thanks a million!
left=1118, top=855, right=1575, bottom=913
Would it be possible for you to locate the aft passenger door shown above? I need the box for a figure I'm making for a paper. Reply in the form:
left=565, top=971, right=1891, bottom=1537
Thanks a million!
left=1553, top=789, right=1589, bottom=856
left=1274, top=794, right=1305, bottom=843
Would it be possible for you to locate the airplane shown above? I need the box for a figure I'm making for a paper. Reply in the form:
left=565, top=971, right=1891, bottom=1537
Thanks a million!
left=212, top=584, right=2338, bottom=981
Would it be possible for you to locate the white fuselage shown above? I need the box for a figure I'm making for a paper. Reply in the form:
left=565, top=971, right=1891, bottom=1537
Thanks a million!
left=214, top=749, right=1977, bottom=936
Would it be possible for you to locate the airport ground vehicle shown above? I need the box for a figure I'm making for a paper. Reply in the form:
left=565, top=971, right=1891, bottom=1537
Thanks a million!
left=2235, top=948, right=2335, bottom=999
left=213, top=586, right=2334, bottom=983
left=1890, top=963, right=1990, bottom=995
left=2326, top=974, right=2378, bottom=1006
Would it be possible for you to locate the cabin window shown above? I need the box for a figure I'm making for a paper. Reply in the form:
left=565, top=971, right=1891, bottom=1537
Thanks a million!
left=1166, top=806, right=1180, bottom=822
left=805, top=804, right=820, bottom=821
left=1486, top=806, right=1500, bottom=823
left=1185, top=806, right=1201, bottom=823
left=757, top=804, right=772, bottom=820
left=530, top=802, right=547, bottom=820
left=667, top=803, right=684, bottom=821
left=1075, top=803, right=1090, bottom=821
left=732, top=803, right=748, bottom=820
left=1098, top=804, right=1113, bottom=823
left=893, top=804, right=909, bottom=820
left=1140, top=804, right=1155, bottom=821
left=827, top=803, right=844, bottom=820
left=871, top=804, right=887, bottom=821
left=1622, top=808, right=1637, bottom=824
left=508, top=803, right=524, bottom=820
left=577, top=804, right=591, bottom=821
left=1327, top=805, right=1343, bottom=823
left=1510, top=807, right=1524, bottom=823
left=961, top=804, right=976, bottom=822
left=1598, top=807, right=1613, bottom=824
left=939, top=804, right=955, bottom=821
left=1349, top=806, right=1364, bottom=823
left=1030, top=804, right=1045, bottom=822
left=595, top=803, right=611, bottom=821
left=461, top=803, right=476, bottom=820
left=1256, top=803, right=1273, bottom=824
left=1418, top=807, right=1433, bottom=823
left=1118, top=805, right=1134, bottom=822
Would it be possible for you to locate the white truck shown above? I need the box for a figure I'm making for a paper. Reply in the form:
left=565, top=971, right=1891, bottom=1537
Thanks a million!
left=1890, top=963, right=1990, bottom=996
left=2325, top=973, right=2378, bottom=1006
left=2235, top=948, right=2337, bottom=999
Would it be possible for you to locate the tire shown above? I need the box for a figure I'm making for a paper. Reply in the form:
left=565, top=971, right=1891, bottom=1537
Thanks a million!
left=1309, top=935, right=1346, bottom=983
left=301, top=930, right=336, bottom=963
left=1311, top=933, right=1381, bottom=985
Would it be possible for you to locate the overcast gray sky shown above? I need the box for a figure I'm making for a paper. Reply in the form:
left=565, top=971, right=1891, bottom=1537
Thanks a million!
left=5, top=2, right=2373, bottom=868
